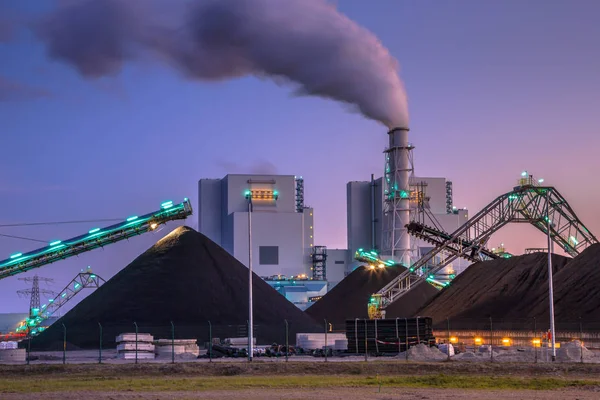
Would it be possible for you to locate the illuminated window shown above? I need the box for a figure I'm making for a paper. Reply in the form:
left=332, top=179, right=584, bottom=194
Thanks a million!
left=244, top=189, right=279, bottom=200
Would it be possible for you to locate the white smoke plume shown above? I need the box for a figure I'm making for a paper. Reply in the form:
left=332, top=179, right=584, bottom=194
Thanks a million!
left=34, top=0, right=409, bottom=128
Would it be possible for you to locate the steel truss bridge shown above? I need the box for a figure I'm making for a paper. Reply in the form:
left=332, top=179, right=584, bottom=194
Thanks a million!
left=378, top=176, right=597, bottom=310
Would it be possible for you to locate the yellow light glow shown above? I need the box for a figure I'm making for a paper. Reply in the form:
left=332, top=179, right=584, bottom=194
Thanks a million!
left=150, top=223, right=158, bottom=230
left=474, top=337, right=483, bottom=345
left=501, top=337, right=511, bottom=345
left=247, top=189, right=278, bottom=200
left=378, top=263, right=385, bottom=269
left=532, top=338, right=541, bottom=347
left=369, top=265, right=375, bottom=270
left=449, top=336, right=458, bottom=344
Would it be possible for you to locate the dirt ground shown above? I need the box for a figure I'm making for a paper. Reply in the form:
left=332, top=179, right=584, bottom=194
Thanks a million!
left=2, top=387, right=600, bottom=400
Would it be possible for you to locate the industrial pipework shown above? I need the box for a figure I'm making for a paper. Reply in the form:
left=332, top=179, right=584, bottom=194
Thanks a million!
left=383, top=127, right=413, bottom=267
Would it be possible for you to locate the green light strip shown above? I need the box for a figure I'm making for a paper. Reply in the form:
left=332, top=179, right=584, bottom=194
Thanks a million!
left=0, top=199, right=191, bottom=272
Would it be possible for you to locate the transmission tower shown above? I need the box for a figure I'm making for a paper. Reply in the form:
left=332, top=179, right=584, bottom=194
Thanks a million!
left=17, top=275, right=56, bottom=314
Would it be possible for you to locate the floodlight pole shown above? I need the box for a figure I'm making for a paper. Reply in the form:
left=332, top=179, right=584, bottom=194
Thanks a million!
left=546, top=190, right=556, bottom=362
left=247, top=195, right=254, bottom=362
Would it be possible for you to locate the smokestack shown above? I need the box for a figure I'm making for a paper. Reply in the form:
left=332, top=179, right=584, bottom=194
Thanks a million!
left=384, top=127, right=412, bottom=267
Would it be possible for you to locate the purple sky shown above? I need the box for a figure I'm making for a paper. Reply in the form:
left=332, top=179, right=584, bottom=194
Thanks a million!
left=0, top=0, right=599, bottom=314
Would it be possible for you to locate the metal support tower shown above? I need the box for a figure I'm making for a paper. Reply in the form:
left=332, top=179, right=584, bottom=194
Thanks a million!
left=377, top=174, right=597, bottom=310
left=295, top=177, right=304, bottom=213
left=311, top=246, right=327, bottom=280
left=383, top=127, right=413, bottom=266
left=16, top=268, right=105, bottom=335
left=17, top=275, right=55, bottom=316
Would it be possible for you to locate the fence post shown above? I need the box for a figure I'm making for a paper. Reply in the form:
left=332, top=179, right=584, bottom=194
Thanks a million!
left=26, top=328, right=31, bottom=365
left=62, top=323, right=66, bottom=365
left=364, top=319, right=368, bottom=362
left=395, top=318, right=400, bottom=355
left=98, top=322, right=102, bottom=364
left=534, top=317, right=538, bottom=363
left=171, top=321, right=175, bottom=364
left=284, top=319, right=289, bottom=362
left=354, top=318, right=358, bottom=354
left=324, top=319, right=328, bottom=362
left=134, top=321, right=138, bottom=364
left=374, top=319, right=379, bottom=354
left=404, top=317, right=408, bottom=361
left=208, top=320, right=212, bottom=362
left=489, top=317, right=493, bottom=362
left=446, top=318, right=450, bottom=360
left=580, top=317, right=584, bottom=364
left=416, top=316, right=420, bottom=345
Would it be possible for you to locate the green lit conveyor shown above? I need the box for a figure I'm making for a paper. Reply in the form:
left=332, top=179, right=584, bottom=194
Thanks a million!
left=0, top=199, right=192, bottom=280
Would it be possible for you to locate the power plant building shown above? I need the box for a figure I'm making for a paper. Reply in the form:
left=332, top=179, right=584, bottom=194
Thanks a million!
left=346, top=175, right=470, bottom=276
left=197, top=173, right=469, bottom=310
left=197, top=174, right=314, bottom=279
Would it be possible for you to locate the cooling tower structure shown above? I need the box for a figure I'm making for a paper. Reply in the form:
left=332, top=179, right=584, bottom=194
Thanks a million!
left=383, top=127, right=414, bottom=267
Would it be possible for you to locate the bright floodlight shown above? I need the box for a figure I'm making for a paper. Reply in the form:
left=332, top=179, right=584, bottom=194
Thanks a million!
left=521, top=171, right=527, bottom=177
left=538, top=178, right=544, bottom=183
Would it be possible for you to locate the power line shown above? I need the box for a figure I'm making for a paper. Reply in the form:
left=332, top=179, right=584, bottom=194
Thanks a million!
left=0, top=218, right=124, bottom=228
left=0, top=233, right=48, bottom=243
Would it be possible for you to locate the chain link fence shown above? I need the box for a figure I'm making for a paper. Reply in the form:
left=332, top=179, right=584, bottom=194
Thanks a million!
left=3, top=317, right=599, bottom=364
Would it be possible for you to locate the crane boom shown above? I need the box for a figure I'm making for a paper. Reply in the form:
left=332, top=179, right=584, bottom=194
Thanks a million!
left=0, top=198, right=192, bottom=280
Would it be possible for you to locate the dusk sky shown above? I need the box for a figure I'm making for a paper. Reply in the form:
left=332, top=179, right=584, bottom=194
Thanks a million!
left=1, top=0, right=599, bottom=314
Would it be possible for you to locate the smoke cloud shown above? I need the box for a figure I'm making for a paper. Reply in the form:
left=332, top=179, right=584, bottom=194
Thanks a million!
left=34, top=0, right=408, bottom=128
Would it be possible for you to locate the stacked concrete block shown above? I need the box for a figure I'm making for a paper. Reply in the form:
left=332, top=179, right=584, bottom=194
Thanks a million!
left=154, top=339, right=199, bottom=357
left=116, top=333, right=155, bottom=360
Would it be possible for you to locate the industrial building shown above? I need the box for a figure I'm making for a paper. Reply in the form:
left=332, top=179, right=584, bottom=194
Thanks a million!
left=196, top=171, right=469, bottom=310
left=197, top=174, right=324, bottom=310
left=345, top=175, right=470, bottom=277
left=197, top=174, right=315, bottom=279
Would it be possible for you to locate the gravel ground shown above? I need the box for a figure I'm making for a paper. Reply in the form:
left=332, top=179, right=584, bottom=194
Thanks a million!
left=2, top=387, right=600, bottom=400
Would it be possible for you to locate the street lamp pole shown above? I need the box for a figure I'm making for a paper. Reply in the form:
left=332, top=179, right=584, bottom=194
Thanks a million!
left=546, top=190, right=556, bottom=362
left=247, top=195, right=254, bottom=362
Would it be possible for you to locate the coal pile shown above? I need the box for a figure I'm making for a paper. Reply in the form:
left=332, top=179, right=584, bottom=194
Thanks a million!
left=33, top=226, right=320, bottom=349
left=526, top=244, right=600, bottom=327
left=305, top=265, right=438, bottom=326
left=416, top=252, right=570, bottom=329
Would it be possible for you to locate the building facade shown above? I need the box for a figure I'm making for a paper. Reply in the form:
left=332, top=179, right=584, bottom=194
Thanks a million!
left=198, top=174, right=314, bottom=279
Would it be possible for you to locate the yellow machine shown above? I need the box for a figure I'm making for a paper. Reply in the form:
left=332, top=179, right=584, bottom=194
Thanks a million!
left=368, top=294, right=384, bottom=319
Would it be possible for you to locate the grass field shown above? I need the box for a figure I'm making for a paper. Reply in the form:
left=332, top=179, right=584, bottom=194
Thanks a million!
left=1, top=361, right=600, bottom=395
left=0, top=374, right=598, bottom=393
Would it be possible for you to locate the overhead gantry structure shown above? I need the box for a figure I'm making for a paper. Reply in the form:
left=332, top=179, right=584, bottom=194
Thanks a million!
left=15, top=268, right=105, bottom=336
left=375, top=173, right=597, bottom=313
left=0, top=199, right=192, bottom=280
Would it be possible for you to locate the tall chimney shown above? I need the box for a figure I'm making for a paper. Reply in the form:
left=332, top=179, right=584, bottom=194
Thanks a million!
left=383, top=127, right=412, bottom=267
